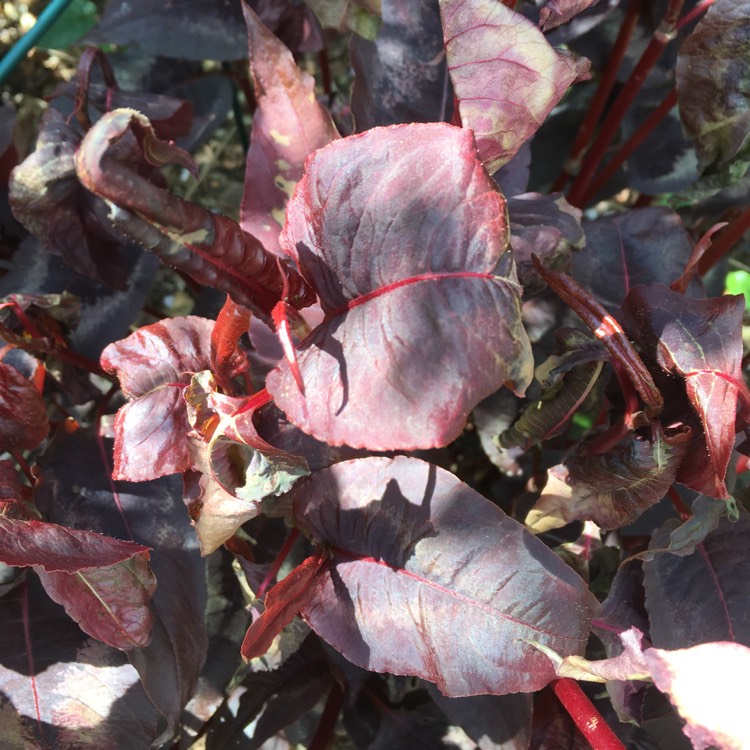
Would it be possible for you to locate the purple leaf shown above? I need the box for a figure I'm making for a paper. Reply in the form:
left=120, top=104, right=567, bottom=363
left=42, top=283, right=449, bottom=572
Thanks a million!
left=0, top=576, right=161, bottom=748
left=573, top=207, right=697, bottom=312
left=240, top=3, right=339, bottom=257
left=0, top=361, right=48, bottom=451
left=527, top=426, right=691, bottom=532
left=0, top=518, right=155, bottom=650
left=292, top=456, right=598, bottom=696
left=676, top=0, right=750, bottom=171
left=101, top=316, right=220, bottom=481
left=643, top=511, right=750, bottom=649
left=350, top=0, right=452, bottom=131
left=8, top=109, right=131, bottom=289
left=35, top=428, right=208, bottom=738
left=439, top=0, right=590, bottom=172
left=268, top=123, right=533, bottom=450
left=539, top=0, right=601, bottom=31
left=0, top=517, right=150, bottom=572
left=508, top=192, right=584, bottom=293
left=37, top=560, right=156, bottom=651
left=89, top=0, right=248, bottom=60
left=622, top=284, right=748, bottom=498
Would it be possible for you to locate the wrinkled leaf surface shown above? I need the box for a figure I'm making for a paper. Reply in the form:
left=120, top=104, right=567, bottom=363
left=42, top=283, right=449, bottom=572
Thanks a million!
left=292, top=456, right=598, bottom=696
left=101, top=316, right=216, bottom=481
left=439, top=0, right=590, bottom=172
left=268, top=123, right=533, bottom=450
left=676, top=0, right=750, bottom=171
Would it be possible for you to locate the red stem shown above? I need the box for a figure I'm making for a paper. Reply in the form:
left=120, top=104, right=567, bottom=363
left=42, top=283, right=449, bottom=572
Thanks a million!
left=697, top=203, right=750, bottom=275
left=551, top=0, right=644, bottom=193
left=667, top=485, right=691, bottom=520
left=580, top=89, right=677, bottom=206
left=675, top=0, right=717, bottom=30
left=21, top=578, right=52, bottom=749
left=95, top=384, right=135, bottom=541
left=256, top=527, right=301, bottom=599
left=307, top=682, right=344, bottom=750
left=567, top=0, right=686, bottom=207
left=551, top=678, right=626, bottom=750
left=11, top=450, right=34, bottom=485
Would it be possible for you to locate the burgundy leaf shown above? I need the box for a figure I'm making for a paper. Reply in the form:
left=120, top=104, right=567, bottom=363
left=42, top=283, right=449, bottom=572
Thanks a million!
left=35, top=428, right=208, bottom=739
left=0, top=517, right=150, bottom=572
left=439, top=0, right=590, bottom=172
left=508, top=192, right=584, bottom=293
left=644, top=641, right=750, bottom=750
left=0, top=576, right=161, bottom=748
left=622, top=284, right=748, bottom=498
left=211, top=296, right=252, bottom=391
left=89, top=0, right=248, bottom=60
left=101, top=316, right=219, bottom=481
left=0, top=361, right=48, bottom=451
left=573, top=207, right=697, bottom=312
left=0, top=517, right=155, bottom=651
left=292, top=456, right=598, bottom=696
left=527, top=426, right=691, bottom=532
left=241, top=551, right=326, bottom=660
left=185, top=371, right=309, bottom=554
left=37, top=559, right=156, bottom=651
left=240, top=3, right=339, bottom=257
left=268, top=123, right=533, bottom=450
left=75, top=109, right=315, bottom=324
left=643, top=511, right=750, bottom=649
left=593, top=559, right=650, bottom=657
left=676, top=0, right=750, bottom=171
left=539, top=0, right=601, bottom=31
left=9, top=108, right=130, bottom=289
left=350, top=0, right=452, bottom=131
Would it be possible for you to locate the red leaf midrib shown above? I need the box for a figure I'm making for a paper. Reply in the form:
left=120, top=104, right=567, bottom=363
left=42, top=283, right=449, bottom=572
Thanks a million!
left=327, top=270, right=497, bottom=318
